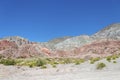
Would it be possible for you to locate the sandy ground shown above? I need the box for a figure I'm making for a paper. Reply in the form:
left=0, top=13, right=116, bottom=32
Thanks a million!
left=0, top=59, right=120, bottom=80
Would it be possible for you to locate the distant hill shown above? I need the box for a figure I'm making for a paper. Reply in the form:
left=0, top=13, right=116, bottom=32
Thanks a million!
left=92, top=23, right=120, bottom=39
left=0, top=36, right=29, bottom=46
left=0, top=23, right=120, bottom=58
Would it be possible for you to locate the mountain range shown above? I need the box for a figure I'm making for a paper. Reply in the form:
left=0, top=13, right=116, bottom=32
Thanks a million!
left=0, top=23, right=120, bottom=59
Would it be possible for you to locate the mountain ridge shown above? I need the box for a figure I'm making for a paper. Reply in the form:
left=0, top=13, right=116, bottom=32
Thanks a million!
left=0, top=23, right=120, bottom=58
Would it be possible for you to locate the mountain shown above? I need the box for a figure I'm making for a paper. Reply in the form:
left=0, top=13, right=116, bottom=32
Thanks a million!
left=54, top=35, right=93, bottom=51
left=38, top=36, right=73, bottom=50
left=0, top=36, right=50, bottom=58
left=0, top=23, right=120, bottom=58
left=48, top=36, right=73, bottom=44
left=92, top=23, right=120, bottom=39
left=0, top=36, right=30, bottom=46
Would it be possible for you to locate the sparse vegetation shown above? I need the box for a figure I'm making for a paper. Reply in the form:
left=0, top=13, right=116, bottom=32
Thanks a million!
left=0, top=57, right=87, bottom=68
left=74, top=59, right=85, bottom=65
left=90, top=57, right=100, bottom=64
left=51, top=63, right=57, bottom=68
left=96, top=62, right=106, bottom=70
left=111, top=54, right=119, bottom=60
left=75, top=61, right=81, bottom=65
left=36, top=58, right=47, bottom=67
left=0, top=58, right=16, bottom=65
left=0, top=54, right=119, bottom=68
left=106, top=56, right=112, bottom=62
left=62, top=58, right=73, bottom=64
left=27, top=61, right=37, bottom=68
left=41, top=65, right=47, bottom=69
left=0, top=54, right=3, bottom=59
left=113, top=61, right=117, bottom=63
left=106, top=54, right=119, bottom=62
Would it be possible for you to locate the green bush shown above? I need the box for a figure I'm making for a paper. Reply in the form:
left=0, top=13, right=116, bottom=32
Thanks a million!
left=28, top=61, right=37, bottom=68
left=53, top=61, right=59, bottom=64
left=0, top=54, right=3, bottom=59
left=63, top=58, right=73, bottom=64
left=46, top=58, right=51, bottom=61
left=36, top=58, right=46, bottom=67
left=0, top=59, right=16, bottom=65
left=74, top=59, right=85, bottom=65
left=106, top=55, right=119, bottom=62
left=75, top=61, right=80, bottom=65
left=96, top=62, right=106, bottom=70
left=111, top=55, right=119, bottom=60
left=106, top=56, right=111, bottom=62
left=113, top=61, right=117, bottom=63
left=41, top=65, right=47, bottom=69
left=51, top=64, right=57, bottom=68
left=90, top=57, right=100, bottom=64
left=0, top=58, right=87, bottom=67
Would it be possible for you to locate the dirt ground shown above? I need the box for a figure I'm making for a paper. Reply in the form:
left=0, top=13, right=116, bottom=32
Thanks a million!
left=0, top=59, right=120, bottom=80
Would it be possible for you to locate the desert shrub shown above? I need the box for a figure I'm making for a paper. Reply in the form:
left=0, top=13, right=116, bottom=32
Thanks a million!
left=46, top=58, right=52, bottom=62
left=0, top=54, right=3, bottom=59
left=111, top=55, right=119, bottom=60
left=15, top=59, right=23, bottom=64
left=45, top=58, right=59, bottom=65
left=0, top=59, right=16, bottom=65
left=106, top=56, right=112, bottom=62
left=41, top=65, right=47, bottom=69
left=90, top=57, right=100, bottom=64
left=28, top=61, right=37, bottom=68
left=51, top=63, right=57, bottom=68
left=53, top=61, right=59, bottom=64
left=113, top=61, right=117, bottom=63
left=0, top=58, right=87, bottom=67
left=36, top=58, right=47, bottom=67
left=62, top=58, right=73, bottom=64
left=29, top=64, right=33, bottom=68
left=106, top=55, right=119, bottom=62
left=75, top=61, right=80, bottom=65
left=74, top=59, right=85, bottom=65
left=15, top=61, right=24, bottom=66
left=96, top=62, right=106, bottom=70
left=79, top=59, right=85, bottom=63
left=16, top=59, right=37, bottom=67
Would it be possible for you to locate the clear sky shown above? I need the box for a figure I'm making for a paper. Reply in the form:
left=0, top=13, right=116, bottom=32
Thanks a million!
left=0, top=0, right=120, bottom=42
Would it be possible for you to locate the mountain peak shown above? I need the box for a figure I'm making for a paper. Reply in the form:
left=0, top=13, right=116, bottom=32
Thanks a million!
left=100, top=23, right=120, bottom=32
left=92, top=23, right=120, bottom=39
left=0, top=36, right=29, bottom=46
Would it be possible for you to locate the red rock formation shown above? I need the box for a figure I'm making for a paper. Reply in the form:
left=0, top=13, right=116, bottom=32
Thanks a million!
left=0, top=40, right=50, bottom=58
left=52, top=40, right=120, bottom=58
left=0, top=40, right=18, bottom=50
left=1, top=38, right=120, bottom=59
left=67, top=40, right=120, bottom=58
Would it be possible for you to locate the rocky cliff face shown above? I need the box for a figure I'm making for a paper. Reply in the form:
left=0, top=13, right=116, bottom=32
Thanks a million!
left=0, top=23, right=120, bottom=58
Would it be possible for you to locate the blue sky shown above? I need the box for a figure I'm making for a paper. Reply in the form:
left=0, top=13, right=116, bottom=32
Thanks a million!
left=0, top=0, right=120, bottom=42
